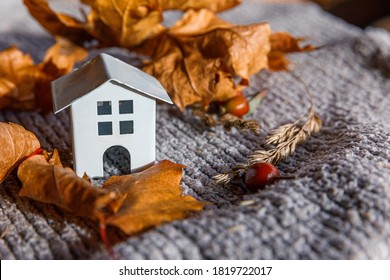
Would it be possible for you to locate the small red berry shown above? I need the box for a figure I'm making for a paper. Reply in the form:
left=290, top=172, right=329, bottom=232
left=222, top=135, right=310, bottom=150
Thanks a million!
left=223, top=95, right=250, bottom=117
left=215, top=91, right=244, bottom=107
left=244, top=162, right=280, bottom=192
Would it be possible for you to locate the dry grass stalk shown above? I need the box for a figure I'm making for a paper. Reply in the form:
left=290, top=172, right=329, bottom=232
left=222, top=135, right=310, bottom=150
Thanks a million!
left=248, top=106, right=321, bottom=165
left=214, top=77, right=322, bottom=185
left=191, top=106, right=261, bottom=134
left=191, top=106, right=218, bottom=126
left=213, top=163, right=247, bottom=185
left=220, top=114, right=260, bottom=135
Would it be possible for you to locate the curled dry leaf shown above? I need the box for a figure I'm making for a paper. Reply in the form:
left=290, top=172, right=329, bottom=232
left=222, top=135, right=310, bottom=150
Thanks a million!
left=0, top=38, right=87, bottom=112
left=103, top=160, right=205, bottom=235
left=0, top=47, right=37, bottom=110
left=143, top=9, right=271, bottom=110
left=82, top=0, right=166, bottom=48
left=17, top=152, right=118, bottom=221
left=36, top=37, right=88, bottom=112
left=16, top=153, right=203, bottom=235
left=270, top=32, right=316, bottom=53
left=268, top=32, right=317, bottom=71
left=23, top=0, right=91, bottom=45
left=22, top=1, right=317, bottom=112
left=24, top=0, right=241, bottom=49
left=0, top=122, right=40, bottom=183
left=160, top=0, right=242, bottom=12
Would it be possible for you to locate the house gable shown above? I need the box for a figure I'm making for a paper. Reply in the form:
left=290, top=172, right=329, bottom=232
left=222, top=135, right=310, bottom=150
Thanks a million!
left=51, top=53, right=172, bottom=114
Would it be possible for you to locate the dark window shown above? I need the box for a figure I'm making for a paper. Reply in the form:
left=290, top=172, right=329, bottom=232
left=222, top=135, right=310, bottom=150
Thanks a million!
left=119, top=100, right=133, bottom=114
left=120, top=121, right=134, bottom=134
left=98, top=122, right=113, bottom=135
left=97, top=101, right=112, bottom=115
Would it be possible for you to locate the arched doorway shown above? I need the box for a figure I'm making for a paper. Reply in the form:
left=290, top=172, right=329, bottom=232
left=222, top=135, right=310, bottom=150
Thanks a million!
left=103, top=146, right=131, bottom=177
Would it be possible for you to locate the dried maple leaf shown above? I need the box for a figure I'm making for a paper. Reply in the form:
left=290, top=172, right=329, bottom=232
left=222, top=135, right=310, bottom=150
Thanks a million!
left=270, top=32, right=316, bottom=53
left=102, top=160, right=205, bottom=235
left=17, top=155, right=203, bottom=235
left=36, top=37, right=88, bottom=112
left=160, top=0, right=242, bottom=12
left=24, top=0, right=241, bottom=49
left=17, top=152, right=118, bottom=221
left=81, top=0, right=241, bottom=49
left=143, top=9, right=271, bottom=110
left=23, top=0, right=92, bottom=45
left=0, top=47, right=37, bottom=110
left=0, top=38, right=87, bottom=112
left=81, top=0, right=166, bottom=48
left=0, top=122, right=40, bottom=183
left=268, top=32, right=316, bottom=71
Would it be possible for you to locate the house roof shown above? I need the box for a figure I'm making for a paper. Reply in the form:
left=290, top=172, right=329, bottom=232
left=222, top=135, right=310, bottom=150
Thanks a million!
left=51, top=53, right=172, bottom=113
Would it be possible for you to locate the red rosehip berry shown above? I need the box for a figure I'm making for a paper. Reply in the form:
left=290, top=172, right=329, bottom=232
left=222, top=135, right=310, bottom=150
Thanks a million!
left=223, top=95, right=250, bottom=117
left=244, top=162, right=280, bottom=192
left=215, top=91, right=244, bottom=107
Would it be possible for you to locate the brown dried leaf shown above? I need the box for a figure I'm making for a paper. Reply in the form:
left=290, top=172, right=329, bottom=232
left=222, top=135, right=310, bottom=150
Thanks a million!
left=42, top=37, right=88, bottom=74
left=23, top=0, right=91, bottom=45
left=81, top=0, right=166, bottom=48
left=143, top=9, right=271, bottom=110
left=170, top=9, right=271, bottom=79
left=160, top=0, right=241, bottom=12
left=0, top=47, right=38, bottom=110
left=268, top=51, right=290, bottom=71
left=268, top=32, right=316, bottom=71
left=270, top=32, right=316, bottom=53
left=17, top=153, right=117, bottom=221
left=0, top=122, right=40, bottom=183
left=35, top=38, right=88, bottom=112
left=103, top=160, right=205, bottom=235
left=0, top=39, right=87, bottom=112
left=24, top=0, right=240, bottom=48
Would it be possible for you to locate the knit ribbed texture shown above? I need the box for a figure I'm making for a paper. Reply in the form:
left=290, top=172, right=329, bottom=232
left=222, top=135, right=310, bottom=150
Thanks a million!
left=1, top=0, right=390, bottom=259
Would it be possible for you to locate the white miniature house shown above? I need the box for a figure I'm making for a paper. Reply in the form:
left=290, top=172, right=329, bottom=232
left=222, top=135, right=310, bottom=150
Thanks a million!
left=51, top=53, right=172, bottom=177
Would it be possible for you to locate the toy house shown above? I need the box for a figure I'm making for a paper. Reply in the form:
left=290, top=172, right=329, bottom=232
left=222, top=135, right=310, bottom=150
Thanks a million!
left=51, top=53, right=172, bottom=177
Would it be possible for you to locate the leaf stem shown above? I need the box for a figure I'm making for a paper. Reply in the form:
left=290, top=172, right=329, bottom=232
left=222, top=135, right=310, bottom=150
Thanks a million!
left=99, top=222, right=118, bottom=260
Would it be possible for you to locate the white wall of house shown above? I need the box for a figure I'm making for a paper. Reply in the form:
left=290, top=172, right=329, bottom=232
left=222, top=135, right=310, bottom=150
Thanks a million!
left=70, top=80, right=156, bottom=177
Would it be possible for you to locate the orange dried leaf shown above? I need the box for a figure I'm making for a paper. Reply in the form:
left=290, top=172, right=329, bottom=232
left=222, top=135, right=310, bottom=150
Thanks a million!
left=81, top=0, right=166, bottom=48
left=23, top=0, right=91, bottom=45
left=169, top=9, right=271, bottom=80
left=103, top=160, right=205, bottom=235
left=36, top=38, right=88, bottom=112
left=0, top=47, right=38, bottom=110
left=268, top=32, right=317, bottom=71
left=47, top=148, right=63, bottom=167
left=161, top=0, right=242, bottom=12
left=0, top=39, right=86, bottom=112
left=17, top=153, right=117, bottom=220
left=143, top=9, right=271, bottom=110
left=270, top=32, right=316, bottom=53
left=42, top=37, right=89, bottom=74
left=169, top=8, right=231, bottom=35
left=24, top=0, right=240, bottom=48
left=0, top=122, right=40, bottom=183
left=268, top=51, right=290, bottom=71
